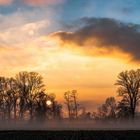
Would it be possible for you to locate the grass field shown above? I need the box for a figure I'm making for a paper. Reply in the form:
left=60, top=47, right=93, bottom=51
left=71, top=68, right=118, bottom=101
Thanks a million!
left=0, top=130, right=140, bottom=140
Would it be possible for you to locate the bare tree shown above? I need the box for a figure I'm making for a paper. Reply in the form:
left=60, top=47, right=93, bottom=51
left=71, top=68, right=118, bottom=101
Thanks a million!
left=115, top=69, right=140, bottom=119
left=0, top=72, right=63, bottom=122
left=54, top=102, right=62, bottom=120
left=0, top=77, right=18, bottom=120
left=16, top=71, right=45, bottom=120
left=117, top=97, right=131, bottom=119
left=96, top=97, right=117, bottom=120
left=35, top=91, right=48, bottom=121
left=51, top=100, right=63, bottom=120
left=0, top=77, right=8, bottom=120
left=64, top=91, right=71, bottom=118
left=105, top=97, right=117, bottom=119
left=71, top=90, right=78, bottom=118
left=64, top=90, right=78, bottom=119
left=7, top=78, right=19, bottom=120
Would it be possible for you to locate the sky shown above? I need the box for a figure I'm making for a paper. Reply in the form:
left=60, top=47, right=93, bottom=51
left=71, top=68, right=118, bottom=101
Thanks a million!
left=0, top=0, right=140, bottom=111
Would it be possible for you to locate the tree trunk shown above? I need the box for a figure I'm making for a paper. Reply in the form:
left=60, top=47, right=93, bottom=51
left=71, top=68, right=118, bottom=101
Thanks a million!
left=73, top=95, right=78, bottom=118
left=14, top=105, right=16, bottom=120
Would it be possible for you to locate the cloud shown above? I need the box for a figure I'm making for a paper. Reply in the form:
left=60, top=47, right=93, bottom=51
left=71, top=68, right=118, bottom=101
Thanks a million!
left=0, top=20, right=49, bottom=45
left=0, top=0, right=66, bottom=46
left=119, top=7, right=134, bottom=15
left=24, top=0, right=64, bottom=6
left=0, top=0, right=64, bottom=6
left=0, top=6, right=60, bottom=45
left=54, top=17, right=140, bottom=62
left=0, top=0, right=12, bottom=5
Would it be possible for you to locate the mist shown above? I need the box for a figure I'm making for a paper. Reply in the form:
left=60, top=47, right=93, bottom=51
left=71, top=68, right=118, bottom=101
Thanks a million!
left=0, top=119, right=140, bottom=130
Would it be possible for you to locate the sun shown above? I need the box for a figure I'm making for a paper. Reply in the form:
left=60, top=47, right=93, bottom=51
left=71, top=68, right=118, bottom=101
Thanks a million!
left=46, top=100, right=52, bottom=106
left=28, top=30, right=34, bottom=36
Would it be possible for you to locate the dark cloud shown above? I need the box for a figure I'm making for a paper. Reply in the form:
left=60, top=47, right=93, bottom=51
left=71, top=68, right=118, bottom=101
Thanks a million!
left=54, top=17, right=140, bottom=61
left=120, top=7, right=134, bottom=15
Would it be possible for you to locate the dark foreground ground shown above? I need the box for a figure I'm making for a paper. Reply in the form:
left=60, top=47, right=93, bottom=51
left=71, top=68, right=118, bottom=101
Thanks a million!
left=0, top=130, right=140, bottom=140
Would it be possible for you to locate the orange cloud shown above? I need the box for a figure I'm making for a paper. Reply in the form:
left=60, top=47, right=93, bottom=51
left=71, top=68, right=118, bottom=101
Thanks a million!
left=0, top=0, right=12, bottom=5
left=24, top=0, right=64, bottom=6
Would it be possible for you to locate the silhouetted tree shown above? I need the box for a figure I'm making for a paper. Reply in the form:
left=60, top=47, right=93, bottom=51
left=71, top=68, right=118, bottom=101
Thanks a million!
left=0, top=72, right=62, bottom=122
left=71, top=90, right=78, bottom=118
left=52, top=100, right=63, bottom=120
left=0, top=77, right=18, bottom=120
left=97, top=104, right=108, bottom=119
left=54, top=103, right=63, bottom=119
left=0, top=77, right=8, bottom=120
left=115, top=69, right=140, bottom=119
left=105, top=97, right=117, bottom=119
left=64, top=91, right=71, bottom=118
left=48, top=93, right=56, bottom=119
left=64, top=90, right=79, bottom=119
left=8, top=78, right=19, bottom=120
left=117, top=97, right=131, bottom=119
left=16, top=71, right=45, bottom=120
left=34, top=92, right=62, bottom=121
left=96, top=97, right=117, bottom=120
left=35, top=91, right=47, bottom=121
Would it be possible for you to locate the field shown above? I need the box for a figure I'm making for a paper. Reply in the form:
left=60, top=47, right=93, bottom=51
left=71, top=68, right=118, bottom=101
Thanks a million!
left=0, top=130, right=140, bottom=140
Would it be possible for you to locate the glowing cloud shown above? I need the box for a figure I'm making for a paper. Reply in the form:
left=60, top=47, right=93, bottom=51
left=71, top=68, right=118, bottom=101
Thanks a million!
left=0, top=0, right=12, bottom=5
left=0, top=20, right=49, bottom=45
left=24, top=0, right=64, bottom=6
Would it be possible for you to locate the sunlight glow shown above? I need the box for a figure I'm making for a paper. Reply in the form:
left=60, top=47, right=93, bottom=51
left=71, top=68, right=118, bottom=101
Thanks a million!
left=46, top=100, right=52, bottom=106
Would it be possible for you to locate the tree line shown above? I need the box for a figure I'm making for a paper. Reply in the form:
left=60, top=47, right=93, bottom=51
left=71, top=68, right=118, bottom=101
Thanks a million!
left=0, top=71, right=62, bottom=121
left=0, top=69, right=140, bottom=122
left=87, top=69, right=140, bottom=121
